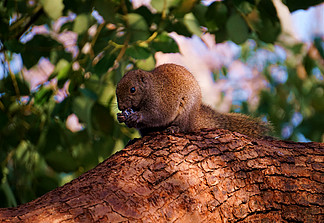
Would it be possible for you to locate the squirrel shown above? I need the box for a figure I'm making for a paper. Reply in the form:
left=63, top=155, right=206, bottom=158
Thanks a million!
left=116, top=63, right=272, bottom=138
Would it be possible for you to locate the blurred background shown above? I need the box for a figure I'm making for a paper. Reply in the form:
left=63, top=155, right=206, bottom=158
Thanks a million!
left=0, top=0, right=323, bottom=207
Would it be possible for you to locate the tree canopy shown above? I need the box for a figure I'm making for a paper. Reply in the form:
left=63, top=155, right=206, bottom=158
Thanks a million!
left=0, top=0, right=323, bottom=208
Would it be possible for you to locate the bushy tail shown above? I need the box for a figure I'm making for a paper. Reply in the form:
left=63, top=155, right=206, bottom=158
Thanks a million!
left=198, top=104, right=273, bottom=138
left=224, top=113, right=273, bottom=138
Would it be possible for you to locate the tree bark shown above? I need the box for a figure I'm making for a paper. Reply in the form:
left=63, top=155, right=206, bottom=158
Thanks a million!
left=0, top=129, right=323, bottom=222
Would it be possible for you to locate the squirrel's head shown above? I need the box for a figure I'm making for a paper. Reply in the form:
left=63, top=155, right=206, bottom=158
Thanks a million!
left=116, top=69, right=151, bottom=112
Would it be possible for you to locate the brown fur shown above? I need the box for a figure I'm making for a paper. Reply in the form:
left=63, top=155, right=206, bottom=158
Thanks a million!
left=116, top=63, right=272, bottom=137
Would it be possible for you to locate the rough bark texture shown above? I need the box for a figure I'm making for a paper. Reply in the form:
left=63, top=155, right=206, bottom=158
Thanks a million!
left=0, top=129, right=323, bottom=222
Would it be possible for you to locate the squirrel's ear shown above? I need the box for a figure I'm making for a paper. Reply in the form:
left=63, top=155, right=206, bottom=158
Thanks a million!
left=139, top=71, right=150, bottom=84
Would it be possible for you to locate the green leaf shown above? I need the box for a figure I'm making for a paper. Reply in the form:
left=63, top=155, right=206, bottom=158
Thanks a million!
left=136, top=55, right=155, bottom=71
left=184, top=13, right=202, bottom=36
left=151, top=32, right=179, bottom=53
left=4, top=39, right=24, bottom=53
left=72, top=95, right=94, bottom=124
left=92, top=27, right=116, bottom=55
left=54, top=59, right=71, bottom=80
left=0, top=181, right=17, bottom=208
left=0, top=110, right=8, bottom=129
left=91, top=103, right=114, bottom=135
left=205, top=1, right=228, bottom=32
left=73, top=14, right=92, bottom=34
left=283, top=0, right=323, bottom=12
left=234, top=1, right=254, bottom=14
left=40, top=0, right=64, bottom=20
left=173, top=0, right=198, bottom=16
left=34, top=174, right=58, bottom=198
left=63, top=0, right=92, bottom=14
left=256, top=0, right=281, bottom=43
left=94, top=52, right=116, bottom=76
left=314, top=37, right=324, bottom=59
left=192, top=4, right=207, bottom=26
left=45, top=149, right=78, bottom=172
left=226, top=13, right=249, bottom=44
left=256, top=17, right=281, bottom=43
left=126, top=45, right=151, bottom=59
left=34, top=88, right=53, bottom=105
left=93, top=0, right=116, bottom=22
left=0, top=76, right=30, bottom=96
left=37, top=122, right=62, bottom=154
left=165, top=20, right=191, bottom=37
left=127, top=13, right=150, bottom=42
left=151, top=0, right=181, bottom=13
left=0, top=19, right=9, bottom=40
left=79, top=88, right=98, bottom=101
left=21, top=35, right=61, bottom=69
left=51, top=97, right=73, bottom=120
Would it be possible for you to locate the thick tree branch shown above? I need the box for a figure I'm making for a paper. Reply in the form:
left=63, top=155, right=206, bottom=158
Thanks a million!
left=0, top=129, right=323, bottom=222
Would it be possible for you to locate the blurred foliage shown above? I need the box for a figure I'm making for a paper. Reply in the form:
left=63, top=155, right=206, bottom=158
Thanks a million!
left=0, top=0, right=323, bottom=208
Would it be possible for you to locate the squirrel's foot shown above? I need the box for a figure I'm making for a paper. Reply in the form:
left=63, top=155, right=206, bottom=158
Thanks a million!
left=165, top=126, right=180, bottom=134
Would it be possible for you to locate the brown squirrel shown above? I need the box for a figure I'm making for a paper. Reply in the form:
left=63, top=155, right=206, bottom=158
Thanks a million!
left=116, top=63, right=272, bottom=137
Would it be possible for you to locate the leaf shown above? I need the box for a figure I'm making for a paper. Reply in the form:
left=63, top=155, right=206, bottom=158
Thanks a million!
left=21, top=35, right=61, bottom=69
left=50, top=46, right=73, bottom=66
left=51, top=97, right=73, bottom=120
left=0, top=109, right=8, bottom=129
left=226, top=13, right=249, bottom=44
left=93, top=0, right=116, bottom=22
left=91, top=103, right=114, bottom=135
left=72, top=95, right=94, bottom=124
left=4, top=39, right=24, bottom=53
left=256, top=0, right=281, bottom=43
left=165, top=20, right=191, bottom=37
left=94, top=52, right=116, bottom=76
left=174, top=0, right=198, bottom=15
left=53, top=59, right=71, bottom=85
left=0, top=18, right=9, bottom=40
left=256, top=17, right=281, bottom=43
left=79, top=88, right=98, bottom=101
left=40, top=0, right=64, bottom=20
left=34, top=174, right=58, bottom=197
left=37, top=122, right=62, bottom=154
left=151, top=32, right=179, bottom=53
left=314, top=37, right=324, bottom=59
left=151, top=0, right=181, bottom=13
left=45, top=149, right=78, bottom=172
left=92, top=27, right=116, bottom=55
left=73, top=14, right=92, bottom=34
left=234, top=1, right=254, bottom=14
left=184, top=13, right=202, bottom=36
left=63, top=0, right=92, bottom=14
left=192, top=4, right=207, bottom=26
left=205, top=1, right=228, bottom=32
left=0, top=76, right=30, bottom=96
left=126, top=45, right=151, bottom=60
left=127, top=13, right=150, bottom=42
left=283, top=0, right=323, bottom=12
left=34, top=88, right=53, bottom=105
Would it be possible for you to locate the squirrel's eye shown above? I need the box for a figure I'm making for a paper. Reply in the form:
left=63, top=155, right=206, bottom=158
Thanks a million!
left=130, top=87, right=136, bottom=93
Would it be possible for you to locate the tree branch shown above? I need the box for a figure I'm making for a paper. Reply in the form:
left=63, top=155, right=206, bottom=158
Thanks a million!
left=0, top=129, right=323, bottom=222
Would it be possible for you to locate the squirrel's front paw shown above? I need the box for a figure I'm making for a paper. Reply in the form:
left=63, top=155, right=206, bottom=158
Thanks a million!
left=117, top=113, right=126, bottom=123
left=125, top=111, right=142, bottom=128
left=117, top=108, right=135, bottom=123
